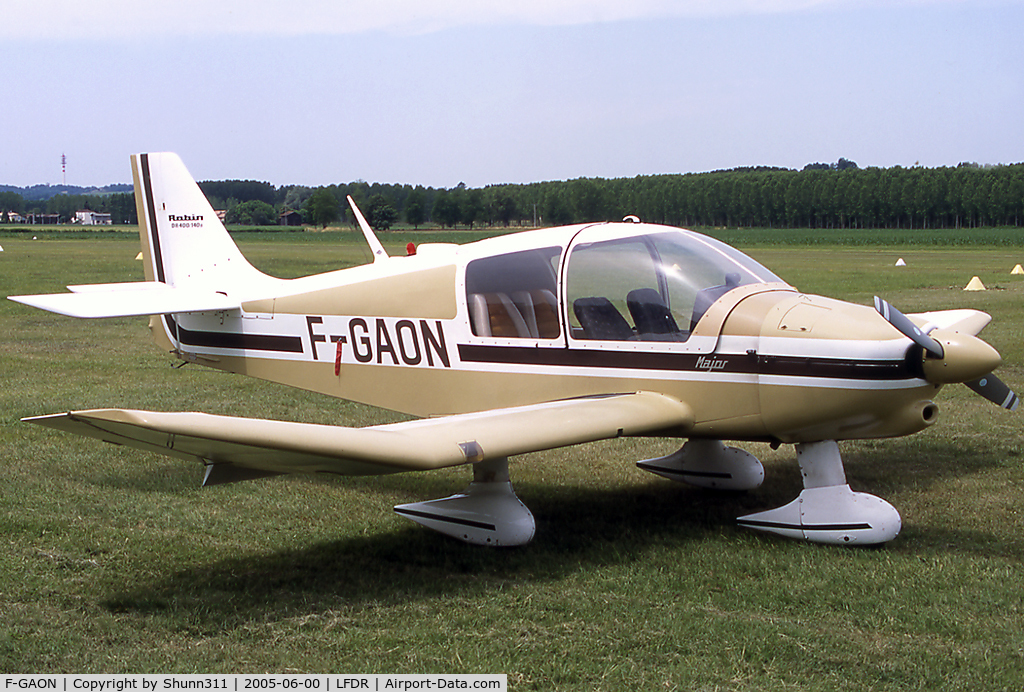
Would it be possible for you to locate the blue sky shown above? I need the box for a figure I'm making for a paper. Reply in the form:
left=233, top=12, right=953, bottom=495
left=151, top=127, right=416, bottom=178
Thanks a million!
left=2, top=0, right=1022, bottom=189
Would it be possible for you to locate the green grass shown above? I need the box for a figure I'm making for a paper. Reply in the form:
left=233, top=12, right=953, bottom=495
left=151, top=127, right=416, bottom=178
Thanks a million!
left=709, top=225, right=1024, bottom=247
left=2, top=231, right=1024, bottom=687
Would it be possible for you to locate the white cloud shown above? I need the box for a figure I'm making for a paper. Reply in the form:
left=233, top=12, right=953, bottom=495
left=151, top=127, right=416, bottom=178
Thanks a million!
left=2, top=0, right=976, bottom=40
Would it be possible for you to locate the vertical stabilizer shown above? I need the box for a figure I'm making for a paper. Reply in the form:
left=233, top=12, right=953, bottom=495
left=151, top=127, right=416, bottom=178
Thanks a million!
left=131, top=153, right=275, bottom=293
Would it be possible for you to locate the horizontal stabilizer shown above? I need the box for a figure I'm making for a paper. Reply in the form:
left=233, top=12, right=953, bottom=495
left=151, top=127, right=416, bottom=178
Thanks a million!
left=24, top=392, right=693, bottom=479
left=8, top=281, right=240, bottom=318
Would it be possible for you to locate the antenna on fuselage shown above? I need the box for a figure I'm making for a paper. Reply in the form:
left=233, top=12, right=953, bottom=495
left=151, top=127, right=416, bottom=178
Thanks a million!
left=347, top=195, right=389, bottom=263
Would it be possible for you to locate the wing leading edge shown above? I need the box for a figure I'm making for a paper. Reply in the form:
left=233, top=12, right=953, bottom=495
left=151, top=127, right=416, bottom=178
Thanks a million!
left=25, top=392, right=694, bottom=482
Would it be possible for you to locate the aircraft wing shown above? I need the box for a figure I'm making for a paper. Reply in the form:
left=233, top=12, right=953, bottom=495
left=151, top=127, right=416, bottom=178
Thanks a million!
left=8, top=281, right=239, bottom=318
left=24, top=392, right=694, bottom=482
left=908, top=308, right=991, bottom=336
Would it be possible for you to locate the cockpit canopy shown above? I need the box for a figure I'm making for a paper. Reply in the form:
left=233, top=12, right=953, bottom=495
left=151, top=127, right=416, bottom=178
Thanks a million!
left=565, top=226, right=783, bottom=341
left=465, top=224, right=784, bottom=342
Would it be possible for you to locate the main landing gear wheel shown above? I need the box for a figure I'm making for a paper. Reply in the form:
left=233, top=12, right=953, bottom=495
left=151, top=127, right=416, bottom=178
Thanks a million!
left=393, top=456, right=535, bottom=546
left=637, top=439, right=765, bottom=490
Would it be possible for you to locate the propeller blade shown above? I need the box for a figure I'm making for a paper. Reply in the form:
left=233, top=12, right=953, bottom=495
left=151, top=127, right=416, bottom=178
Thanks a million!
left=874, top=296, right=944, bottom=359
left=965, top=375, right=1020, bottom=410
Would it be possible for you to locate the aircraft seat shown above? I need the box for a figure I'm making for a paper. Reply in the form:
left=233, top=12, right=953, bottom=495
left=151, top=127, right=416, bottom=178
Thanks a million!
left=469, top=293, right=531, bottom=338
left=512, top=290, right=559, bottom=339
left=627, top=288, right=681, bottom=337
left=573, top=297, right=634, bottom=340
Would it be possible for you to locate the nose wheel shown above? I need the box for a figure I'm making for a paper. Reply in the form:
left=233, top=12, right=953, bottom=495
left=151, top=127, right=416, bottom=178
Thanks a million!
left=737, top=440, right=901, bottom=545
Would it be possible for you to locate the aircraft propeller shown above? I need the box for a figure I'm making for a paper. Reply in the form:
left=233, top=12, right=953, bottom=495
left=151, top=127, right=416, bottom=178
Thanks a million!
left=873, top=296, right=944, bottom=358
left=874, top=296, right=1019, bottom=410
left=965, top=375, right=1020, bottom=411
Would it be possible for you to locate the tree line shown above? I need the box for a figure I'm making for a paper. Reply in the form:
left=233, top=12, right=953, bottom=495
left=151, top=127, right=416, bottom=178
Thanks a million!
left=227, top=161, right=1024, bottom=231
left=495, top=162, right=1024, bottom=231
left=3, top=161, right=1023, bottom=230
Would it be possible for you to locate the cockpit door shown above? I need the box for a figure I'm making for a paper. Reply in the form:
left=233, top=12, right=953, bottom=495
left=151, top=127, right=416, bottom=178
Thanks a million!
left=561, top=225, right=716, bottom=354
left=559, top=223, right=791, bottom=355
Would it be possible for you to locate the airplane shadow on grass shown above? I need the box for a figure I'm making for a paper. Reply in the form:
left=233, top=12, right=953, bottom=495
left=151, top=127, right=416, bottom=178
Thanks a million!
left=100, top=435, right=1024, bottom=629
left=100, top=480, right=767, bottom=622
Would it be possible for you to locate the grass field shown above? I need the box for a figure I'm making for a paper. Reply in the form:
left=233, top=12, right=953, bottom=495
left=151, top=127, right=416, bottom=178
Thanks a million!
left=2, top=228, right=1024, bottom=688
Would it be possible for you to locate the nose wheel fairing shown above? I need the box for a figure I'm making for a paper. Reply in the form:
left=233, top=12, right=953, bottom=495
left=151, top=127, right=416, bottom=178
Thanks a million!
left=737, top=440, right=901, bottom=545
left=736, top=482, right=901, bottom=545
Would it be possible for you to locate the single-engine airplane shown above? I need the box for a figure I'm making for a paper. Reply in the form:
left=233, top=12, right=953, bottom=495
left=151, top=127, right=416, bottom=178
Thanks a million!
left=9, top=153, right=1019, bottom=546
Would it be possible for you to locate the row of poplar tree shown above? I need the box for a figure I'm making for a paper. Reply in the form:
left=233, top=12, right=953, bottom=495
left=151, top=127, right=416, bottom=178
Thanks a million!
left=5, top=161, right=1023, bottom=230
left=307, top=162, right=1024, bottom=230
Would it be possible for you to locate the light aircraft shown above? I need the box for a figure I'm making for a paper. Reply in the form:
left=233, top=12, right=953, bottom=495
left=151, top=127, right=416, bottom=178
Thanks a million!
left=9, top=153, right=1019, bottom=547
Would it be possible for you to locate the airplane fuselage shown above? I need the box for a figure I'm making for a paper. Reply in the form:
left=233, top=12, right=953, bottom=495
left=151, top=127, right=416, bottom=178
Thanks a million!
left=149, top=223, right=939, bottom=445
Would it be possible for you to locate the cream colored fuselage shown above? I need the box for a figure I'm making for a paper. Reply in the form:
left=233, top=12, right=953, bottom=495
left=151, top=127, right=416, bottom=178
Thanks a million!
left=145, top=226, right=938, bottom=445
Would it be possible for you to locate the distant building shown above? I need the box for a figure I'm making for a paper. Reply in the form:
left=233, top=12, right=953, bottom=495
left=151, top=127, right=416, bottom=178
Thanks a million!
left=279, top=210, right=303, bottom=226
left=4, top=211, right=25, bottom=223
left=27, top=213, right=61, bottom=225
left=75, top=210, right=113, bottom=225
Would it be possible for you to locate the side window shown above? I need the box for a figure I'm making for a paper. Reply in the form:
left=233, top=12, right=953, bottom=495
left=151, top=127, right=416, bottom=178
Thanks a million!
left=465, top=248, right=562, bottom=339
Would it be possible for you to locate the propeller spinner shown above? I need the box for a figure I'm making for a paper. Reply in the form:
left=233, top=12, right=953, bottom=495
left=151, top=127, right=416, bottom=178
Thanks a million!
left=874, top=297, right=1018, bottom=410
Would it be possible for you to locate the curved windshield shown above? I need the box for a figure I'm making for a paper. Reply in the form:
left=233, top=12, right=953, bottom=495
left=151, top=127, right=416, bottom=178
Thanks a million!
left=565, top=228, right=783, bottom=341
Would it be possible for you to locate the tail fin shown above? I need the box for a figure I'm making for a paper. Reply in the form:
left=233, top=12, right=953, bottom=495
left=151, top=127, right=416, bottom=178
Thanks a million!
left=9, top=153, right=278, bottom=319
left=131, top=152, right=274, bottom=292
